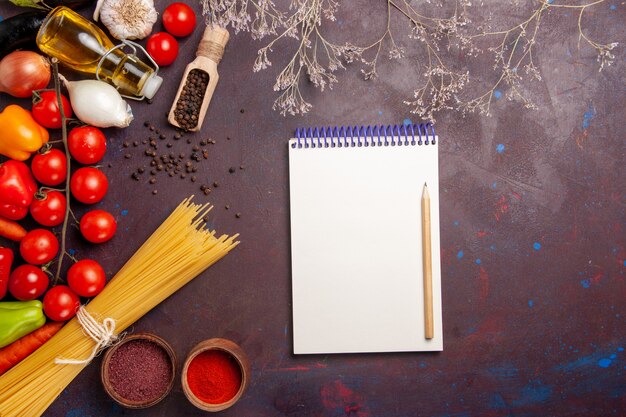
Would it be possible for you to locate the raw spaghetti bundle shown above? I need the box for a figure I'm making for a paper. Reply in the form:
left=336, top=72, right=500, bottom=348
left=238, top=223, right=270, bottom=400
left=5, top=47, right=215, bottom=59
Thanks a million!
left=0, top=198, right=238, bottom=417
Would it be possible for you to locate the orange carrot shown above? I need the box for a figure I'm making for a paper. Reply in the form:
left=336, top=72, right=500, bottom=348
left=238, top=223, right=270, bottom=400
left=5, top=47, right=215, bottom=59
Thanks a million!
left=0, top=216, right=27, bottom=241
left=0, top=321, right=64, bottom=375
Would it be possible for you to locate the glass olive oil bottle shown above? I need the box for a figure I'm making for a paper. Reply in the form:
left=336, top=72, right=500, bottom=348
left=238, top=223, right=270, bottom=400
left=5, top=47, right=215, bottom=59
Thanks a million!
left=36, top=6, right=162, bottom=99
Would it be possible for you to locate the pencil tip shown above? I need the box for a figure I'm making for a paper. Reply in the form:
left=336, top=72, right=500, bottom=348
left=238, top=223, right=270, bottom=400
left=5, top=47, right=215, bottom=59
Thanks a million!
left=424, top=182, right=428, bottom=187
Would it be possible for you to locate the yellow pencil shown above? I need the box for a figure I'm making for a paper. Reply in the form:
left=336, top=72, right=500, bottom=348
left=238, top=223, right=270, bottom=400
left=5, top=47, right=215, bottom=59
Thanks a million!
left=422, top=183, right=434, bottom=339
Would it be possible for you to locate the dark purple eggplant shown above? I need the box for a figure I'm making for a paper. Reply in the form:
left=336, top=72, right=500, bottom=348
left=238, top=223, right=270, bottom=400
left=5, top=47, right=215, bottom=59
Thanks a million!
left=0, top=12, right=47, bottom=58
left=9, top=0, right=96, bottom=9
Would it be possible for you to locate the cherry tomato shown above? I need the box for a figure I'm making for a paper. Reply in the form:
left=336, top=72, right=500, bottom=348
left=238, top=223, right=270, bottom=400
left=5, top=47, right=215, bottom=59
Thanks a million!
left=67, top=259, right=106, bottom=297
left=19, top=229, right=59, bottom=265
left=8, top=265, right=49, bottom=300
left=43, top=285, right=80, bottom=321
left=146, top=32, right=179, bottom=66
left=68, top=126, right=107, bottom=165
left=32, top=91, right=72, bottom=129
left=31, top=148, right=67, bottom=186
left=29, top=190, right=66, bottom=227
left=162, top=2, right=197, bottom=37
left=70, top=167, right=108, bottom=204
left=80, top=210, right=117, bottom=243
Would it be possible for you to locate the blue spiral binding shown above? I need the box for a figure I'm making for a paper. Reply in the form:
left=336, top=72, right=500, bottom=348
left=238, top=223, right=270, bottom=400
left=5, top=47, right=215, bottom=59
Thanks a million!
left=291, top=123, right=436, bottom=148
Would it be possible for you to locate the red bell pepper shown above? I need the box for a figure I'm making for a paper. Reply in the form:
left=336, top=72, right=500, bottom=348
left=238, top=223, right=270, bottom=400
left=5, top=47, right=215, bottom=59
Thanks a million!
left=0, top=247, right=13, bottom=300
left=0, top=160, right=37, bottom=220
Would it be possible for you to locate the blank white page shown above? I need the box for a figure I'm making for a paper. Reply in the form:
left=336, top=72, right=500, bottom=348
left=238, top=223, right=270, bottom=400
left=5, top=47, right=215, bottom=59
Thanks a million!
left=289, top=136, right=442, bottom=354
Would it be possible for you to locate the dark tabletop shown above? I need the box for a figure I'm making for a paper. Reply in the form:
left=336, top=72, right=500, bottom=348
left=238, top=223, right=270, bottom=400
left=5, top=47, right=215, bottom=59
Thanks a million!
left=0, top=1, right=624, bottom=416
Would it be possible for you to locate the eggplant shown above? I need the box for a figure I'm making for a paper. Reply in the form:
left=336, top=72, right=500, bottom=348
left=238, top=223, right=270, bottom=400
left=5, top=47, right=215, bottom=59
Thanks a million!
left=0, top=12, right=47, bottom=58
left=9, top=0, right=96, bottom=9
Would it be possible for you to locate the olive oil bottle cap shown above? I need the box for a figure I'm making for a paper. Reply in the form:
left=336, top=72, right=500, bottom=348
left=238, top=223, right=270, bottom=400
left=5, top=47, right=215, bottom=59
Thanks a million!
left=141, top=73, right=163, bottom=100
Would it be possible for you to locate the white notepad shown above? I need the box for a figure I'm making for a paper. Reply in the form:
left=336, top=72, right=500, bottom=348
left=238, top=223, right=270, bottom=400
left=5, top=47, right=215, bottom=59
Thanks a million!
left=289, top=125, right=443, bottom=354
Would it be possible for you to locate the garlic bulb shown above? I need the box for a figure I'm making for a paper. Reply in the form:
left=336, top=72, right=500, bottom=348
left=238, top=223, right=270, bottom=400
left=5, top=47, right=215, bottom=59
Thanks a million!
left=93, top=0, right=158, bottom=41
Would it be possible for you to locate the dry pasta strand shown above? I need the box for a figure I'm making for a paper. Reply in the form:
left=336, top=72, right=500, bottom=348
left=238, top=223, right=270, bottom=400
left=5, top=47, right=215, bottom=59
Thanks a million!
left=0, top=198, right=239, bottom=417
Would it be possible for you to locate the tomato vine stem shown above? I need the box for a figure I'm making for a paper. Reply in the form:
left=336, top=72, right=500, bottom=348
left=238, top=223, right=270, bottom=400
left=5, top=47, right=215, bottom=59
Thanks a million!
left=51, top=58, right=72, bottom=284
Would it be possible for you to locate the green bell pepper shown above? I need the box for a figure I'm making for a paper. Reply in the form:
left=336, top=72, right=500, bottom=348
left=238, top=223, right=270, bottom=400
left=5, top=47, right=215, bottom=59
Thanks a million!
left=0, top=300, right=46, bottom=348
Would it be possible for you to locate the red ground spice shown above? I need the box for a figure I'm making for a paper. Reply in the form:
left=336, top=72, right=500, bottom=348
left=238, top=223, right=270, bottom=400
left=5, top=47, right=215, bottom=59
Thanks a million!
left=108, top=340, right=172, bottom=402
left=187, top=350, right=242, bottom=404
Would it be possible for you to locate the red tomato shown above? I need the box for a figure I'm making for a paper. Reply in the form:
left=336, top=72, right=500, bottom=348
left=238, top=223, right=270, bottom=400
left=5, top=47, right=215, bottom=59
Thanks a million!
left=67, top=259, right=106, bottom=297
left=19, top=229, right=59, bottom=265
left=8, top=265, right=49, bottom=300
left=31, top=148, right=67, bottom=186
left=29, top=190, right=66, bottom=227
left=70, top=167, right=108, bottom=204
left=68, top=126, right=107, bottom=165
left=32, top=91, right=72, bottom=129
left=43, top=285, right=80, bottom=321
left=162, top=2, right=197, bottom=37
left=146, top=32, right=179, bottom=66
left=80, top=210, right=117, bottom=243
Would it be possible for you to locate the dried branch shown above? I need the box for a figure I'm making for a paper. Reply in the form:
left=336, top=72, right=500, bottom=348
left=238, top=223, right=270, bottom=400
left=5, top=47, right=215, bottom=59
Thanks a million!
left=199, top=0, right=619, bottom=121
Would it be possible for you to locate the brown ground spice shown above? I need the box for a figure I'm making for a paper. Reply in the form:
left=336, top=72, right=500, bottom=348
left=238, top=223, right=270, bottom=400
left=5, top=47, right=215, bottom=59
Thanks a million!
left=108, top=340, right=172, bottom=402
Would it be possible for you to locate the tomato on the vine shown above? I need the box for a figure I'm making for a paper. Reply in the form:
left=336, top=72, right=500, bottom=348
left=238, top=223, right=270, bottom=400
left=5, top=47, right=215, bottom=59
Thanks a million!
left=32, top=91, right=72, bottom=129
left=29, top=190, right=66, bottom=227
left=8, top=265, right=49, bottom=300
left=70, top=167, right=108, bottom=204
left=146, top=32, right=179, bottom=66
left=31, top=148, right=67, bottom=186
left=19, top=229, right=59, bottom=265
left=67, top=259, right=106, bottom=297
left=43, top=285, right=80, bottom=321
left=162, top=2, right=197, bottom=37
left=80, top=210, right=117, bottom=243
left=68, top=126, right=107, bottom=165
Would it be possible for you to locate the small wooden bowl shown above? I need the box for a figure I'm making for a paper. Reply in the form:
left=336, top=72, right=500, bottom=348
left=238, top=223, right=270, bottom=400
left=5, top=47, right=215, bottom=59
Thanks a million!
left=181, top=338, right=250, bottom=412
left=101, top=332, right=176, bottom=409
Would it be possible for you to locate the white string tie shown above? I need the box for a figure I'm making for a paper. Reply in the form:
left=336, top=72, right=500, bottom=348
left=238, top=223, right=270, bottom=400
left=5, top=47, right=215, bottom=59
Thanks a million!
left=55, top=306, right=118, bottom=365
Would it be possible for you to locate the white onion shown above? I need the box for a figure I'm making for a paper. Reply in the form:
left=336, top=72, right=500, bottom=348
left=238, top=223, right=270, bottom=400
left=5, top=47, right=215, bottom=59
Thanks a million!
left=60, top=76, right=133, bottom=128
